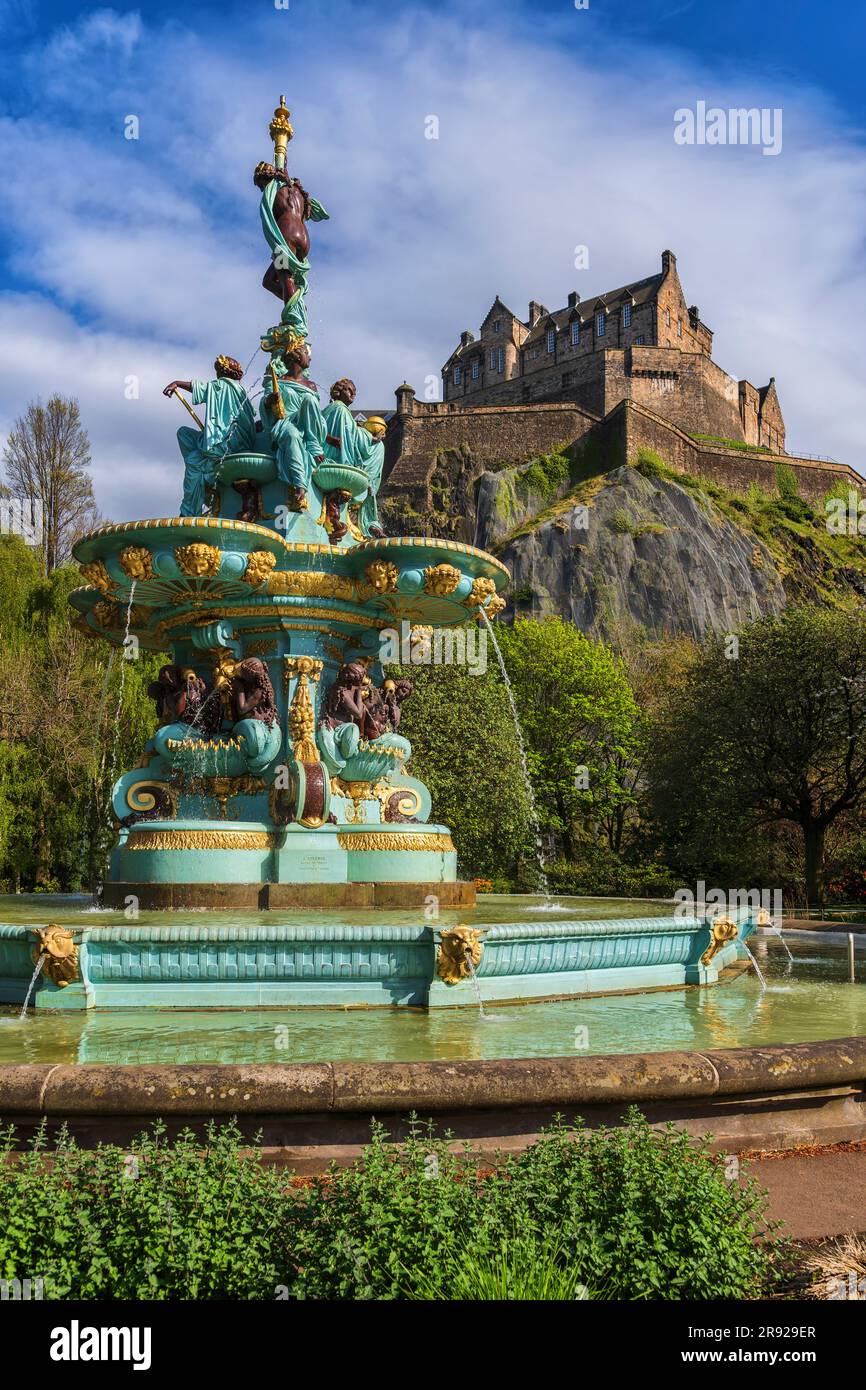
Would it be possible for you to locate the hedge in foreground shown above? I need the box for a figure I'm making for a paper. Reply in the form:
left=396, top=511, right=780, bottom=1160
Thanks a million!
left=0, top=1110, right=780, bottom=1300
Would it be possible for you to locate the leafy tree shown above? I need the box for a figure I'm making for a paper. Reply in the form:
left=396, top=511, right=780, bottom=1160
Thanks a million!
left=495, top=617, right=639, bottom=859
left=647, top=606, right=866, bottom=904
left=0, top=534, right=160, bottom=890
left=388, top=653, right=532, bottom=881
left=2, top=396, right=100, bottom=572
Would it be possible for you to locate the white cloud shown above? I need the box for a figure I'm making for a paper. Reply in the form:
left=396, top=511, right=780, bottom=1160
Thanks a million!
left=0, top=2, right=864, bottom=520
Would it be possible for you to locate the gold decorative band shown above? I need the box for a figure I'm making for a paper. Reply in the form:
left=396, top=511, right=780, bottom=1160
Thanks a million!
left=127, top=830, right=280, bottom=851
left=337, top=831, right=455, bottom=852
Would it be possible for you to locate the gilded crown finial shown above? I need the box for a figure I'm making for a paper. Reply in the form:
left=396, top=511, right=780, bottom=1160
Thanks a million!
left=269, top=95, right=294, bottom=171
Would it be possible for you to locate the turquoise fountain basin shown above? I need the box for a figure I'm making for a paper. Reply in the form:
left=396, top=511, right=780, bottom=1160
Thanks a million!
left=0, top=928, right=856, bottom=1066
left=0, top=894, right=756, bottom=1012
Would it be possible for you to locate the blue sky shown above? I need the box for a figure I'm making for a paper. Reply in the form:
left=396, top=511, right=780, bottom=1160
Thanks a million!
left=0, top=0, right=864, bottom=519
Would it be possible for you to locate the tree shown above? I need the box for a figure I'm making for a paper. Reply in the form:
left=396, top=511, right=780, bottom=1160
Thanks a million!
left=3, top=396, right=100, bottom=572
left=647, top=607, right=866, bottom=904
left=495, top=617, right=640, bottom=859
left=0, top=535, right=160, bottom=891
left=388, top=655, right=532, bottom=882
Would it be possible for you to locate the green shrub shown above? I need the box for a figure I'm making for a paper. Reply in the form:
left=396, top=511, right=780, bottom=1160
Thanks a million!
left=408, top=1235, right=607, bottom=1300
left=0, top=1119, right=292, bottom=1300
left=546, top=851, right=678, bottom=898
left=609, top=508, right=632, bottom=534
left=633, top=448, right=668, bottom=479
left=290, top=1112, right=778, bottom=1301
left=775, top=462, right=801, bottom=500
left=514, top=447, right=573, bottom=502
left=0, top=1113, right=780, bottom=1302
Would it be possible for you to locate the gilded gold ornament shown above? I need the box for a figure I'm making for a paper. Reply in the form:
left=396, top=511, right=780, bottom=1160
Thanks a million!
left=266, top=570, right=357, bottom=601
left=128, top=829, right=279, bottom=850
left=423, top=563, right=462, bottom=597
left=80, top=560, right=114, bottom=594
left=701, top=914, right=740, bottom=966
left=284, top=656, right=323, bottom=762
left=91, top=599, right=119, bottom=628
left=119, top=546, right=153, bottom=581
left=175, top=543, right=221, bottom=577
left=244, top=550, right=277, bottom=587
left=32, top=924, right=79, bottom=988
left=336, top=831, right=454, bottom=852
left=365, top=559, right=398, bottom=593
left=436, top=925, right=484, bottom=985
left=466, top=576, right=497, bottom=608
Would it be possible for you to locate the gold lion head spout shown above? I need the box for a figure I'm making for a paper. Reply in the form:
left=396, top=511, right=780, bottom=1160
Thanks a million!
left=436, top=925, right=484, bottom=985
left=32, top=924, right=79, bottom=988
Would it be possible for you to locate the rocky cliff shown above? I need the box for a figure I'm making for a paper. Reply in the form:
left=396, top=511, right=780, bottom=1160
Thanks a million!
left=383, top=442, right=866, bottom=642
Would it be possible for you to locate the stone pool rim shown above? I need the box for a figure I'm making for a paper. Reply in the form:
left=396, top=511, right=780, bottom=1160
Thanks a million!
left=3, top=1037, right=866, bottom=1162
left=2, top=1036, right=865, bottom=1113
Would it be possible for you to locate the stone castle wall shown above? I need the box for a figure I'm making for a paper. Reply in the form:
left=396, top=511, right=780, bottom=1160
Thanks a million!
left=383, top=389, right=864, bottom=520
left=620, top=402, right=862, bottom=505
left=439, top=346, right=752, bottom=444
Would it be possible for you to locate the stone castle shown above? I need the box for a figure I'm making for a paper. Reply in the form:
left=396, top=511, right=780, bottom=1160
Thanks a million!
left=441, top=251, right=784, bottom=452
left=381, top=249, right=864, bottom=537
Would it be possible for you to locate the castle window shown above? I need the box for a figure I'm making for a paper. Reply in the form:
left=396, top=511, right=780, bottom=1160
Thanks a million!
left=665, top=308, right=671, bottom=327
left=471, top=358, right=480, bottom=380
left=546, top=328, right=556, bottom=354
left=530, top=347, right=539, bottom=359
left=453, top=366, right=461, bottom=385
left=492, top=319, right=501, bottom=333
left=622, top=304, right=632, bottom=328
left=635, top=335, right=645, bottom=345
left=596, top=312, right=606, bottom=338
left=489, top=350, right=497, bottom=370
left=562, top=372, right=573, bottom=388
left=677, top=318, right=683, bottom=337
left=497, top=347, right=505, bottom=372
left=571, top=321, right=580, bottom=346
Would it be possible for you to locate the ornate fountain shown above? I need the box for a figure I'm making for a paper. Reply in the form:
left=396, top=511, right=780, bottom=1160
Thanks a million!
left=70, top=98, right=507, bottom=917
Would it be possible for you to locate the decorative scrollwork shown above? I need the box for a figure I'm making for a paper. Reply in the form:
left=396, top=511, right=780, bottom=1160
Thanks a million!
left=701, top=914, right=739, bottom=967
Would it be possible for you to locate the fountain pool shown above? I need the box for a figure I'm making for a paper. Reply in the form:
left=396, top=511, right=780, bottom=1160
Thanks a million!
left=1, top=905, right=861, bottom=1064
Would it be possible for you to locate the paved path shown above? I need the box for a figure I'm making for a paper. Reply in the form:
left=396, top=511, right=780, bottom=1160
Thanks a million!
left=745, top=1147, right=866, bottom=1239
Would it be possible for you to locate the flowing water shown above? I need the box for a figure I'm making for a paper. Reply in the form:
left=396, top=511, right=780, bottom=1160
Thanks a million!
left=766, top=921, right=795, bottom=962
left=739, top=941, right=768, bottom=992
left=479, top=608, right=550, bottom=895
left=18, top=954, right=44, bottom=1018
left=105, top=579, right=137, bottom=811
